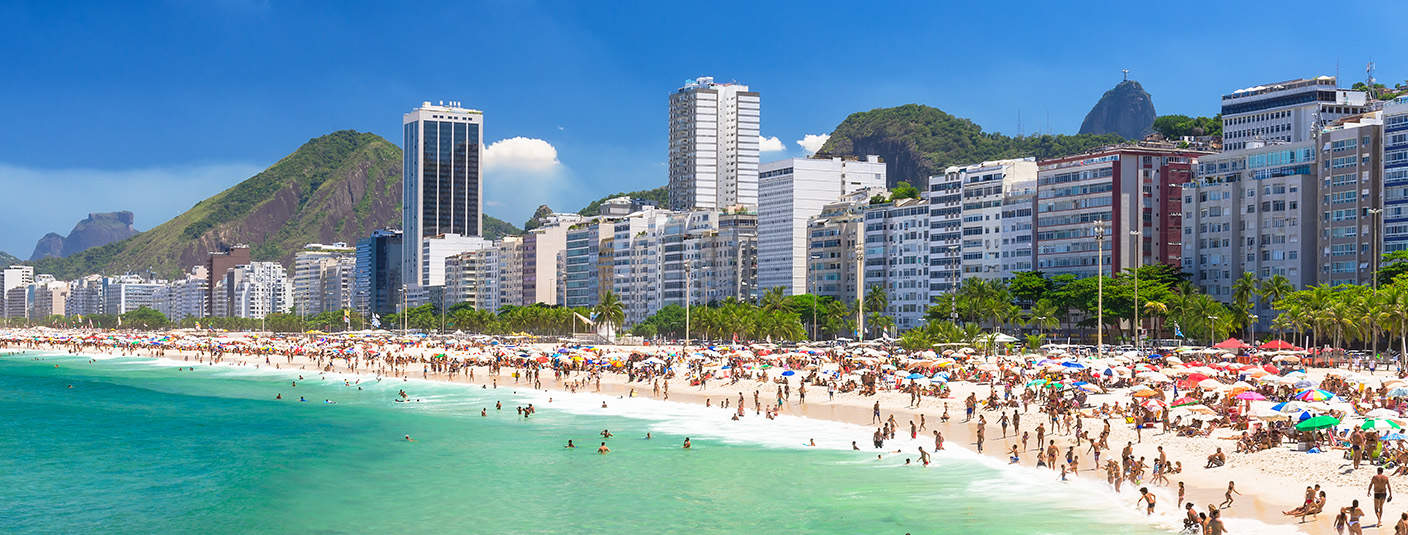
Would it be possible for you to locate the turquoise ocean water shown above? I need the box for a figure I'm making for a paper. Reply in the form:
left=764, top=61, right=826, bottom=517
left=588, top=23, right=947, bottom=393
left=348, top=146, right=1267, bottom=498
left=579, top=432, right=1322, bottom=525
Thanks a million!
left=0, top=351, right=1213, bottom=534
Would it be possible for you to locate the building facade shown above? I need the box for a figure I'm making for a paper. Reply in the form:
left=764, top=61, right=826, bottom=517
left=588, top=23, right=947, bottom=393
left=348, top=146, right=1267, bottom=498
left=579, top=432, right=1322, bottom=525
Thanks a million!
left=667, top=76, right=760, bottom=211
left=1220, top=77, right=1369, bottom=151
left=354, top=229, right=404, bottom=317
left=1383, top=99, right=1408, bottom=254
left=1315, top=112, right=1384, bottom=287
left=402, top=101, right=484, bottom=295
left=951, top=158, right=1038, bottom=281
left=293, top=243, right=356, bottom=316
left=1035, top=146, right=1202, bottom=278
left=927, top=172, right=964, bottom=294
left=1182, top=140, right=1317, bottom=315
left=757, top=155, right=885, bottom=295
left=863, top=197, right=930, bottom=331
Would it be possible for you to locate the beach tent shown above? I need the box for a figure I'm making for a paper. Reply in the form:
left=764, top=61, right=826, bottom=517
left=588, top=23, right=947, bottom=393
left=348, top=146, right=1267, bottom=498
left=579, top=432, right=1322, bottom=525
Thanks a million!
left=1260, top=339, right=1302, bottom=351
left=1212, top=338, right=1252, bottom=350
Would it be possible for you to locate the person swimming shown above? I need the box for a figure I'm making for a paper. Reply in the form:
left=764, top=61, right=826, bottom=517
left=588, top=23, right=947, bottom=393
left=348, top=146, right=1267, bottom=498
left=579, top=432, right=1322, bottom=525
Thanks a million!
left=565, top=440, right=575, bottom=448
left=404, top=435, right=414, bottom=442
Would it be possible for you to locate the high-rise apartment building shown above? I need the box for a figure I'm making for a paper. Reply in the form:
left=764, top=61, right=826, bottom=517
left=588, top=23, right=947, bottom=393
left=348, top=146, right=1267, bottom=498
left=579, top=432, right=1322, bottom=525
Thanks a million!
left=521, top=214, right=581, bottom=306
left=1315, top=112, right=1384, bottom=287
left=807, top=189, right=878, bottom=304
left=402, top=101, right=484, bottom=295
left=659, top=211, right=757, bottom=311
left=668, top=76, right=760, bottom=211
left=354, top=229, right=403, bottom=317
left=444, top=249, right=492, bottom=311
left=951, top=158, right=1038, bottom=281
left=207, top=245, right=250, bottom=310
left=103, top=274, right=166, bottom=315
left=216, top=262, right=291, bottom=319
left=758, top=155, right=886, bottom=295
left=927, top=172, right=964, bottom=293
left=1220, top=77, right=1369, bottom=151
left=863, top=197, right=931, bottom=331
left=29, top=276, right=68, bottom=319
left=1181, top=140, right=1317, bottom=312
left=1384, top=99, right=1408, bottom=254
left=1035, top=146, right=1203, bottom=278
left=293, top=243, right=356, bottom=316
left=1, top=265, right=34, bottom=318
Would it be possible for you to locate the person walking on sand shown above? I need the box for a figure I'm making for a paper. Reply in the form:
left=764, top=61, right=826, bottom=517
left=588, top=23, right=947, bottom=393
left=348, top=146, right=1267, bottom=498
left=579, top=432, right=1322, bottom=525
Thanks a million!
left=1370, top=467, right=1394, bottom=527
left=1220, top=481, right=1240, bottom=509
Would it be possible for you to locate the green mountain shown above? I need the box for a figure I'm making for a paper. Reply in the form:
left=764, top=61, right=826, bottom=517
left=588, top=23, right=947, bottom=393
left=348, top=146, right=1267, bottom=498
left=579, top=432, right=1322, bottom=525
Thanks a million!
left=32, top=131, right=404, bottom=279
left=816, top=104, right=1124, bottom=186
left=0, top=251, right=19, bottom=266
left=31, top=130, right=526, bottom=280
left=482, top=215, right=521, bottom=240
left=577, top=186, right=668, bottom=216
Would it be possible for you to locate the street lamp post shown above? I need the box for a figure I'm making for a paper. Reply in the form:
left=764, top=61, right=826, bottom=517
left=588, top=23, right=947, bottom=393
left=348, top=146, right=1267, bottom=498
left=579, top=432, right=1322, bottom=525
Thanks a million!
left=1249, top=313, right=1259, bottom=345
left=1094, top=221, right=1105, bottom=358
left=809, top=253, right=822, bottom=340
left=1131, top=229, right=1141, bottom=350
left=855, top=232, right=865, bottom=342
left=1207, top=315, right=1218, bottom=345
left=684, top=262, right=691, bottom=352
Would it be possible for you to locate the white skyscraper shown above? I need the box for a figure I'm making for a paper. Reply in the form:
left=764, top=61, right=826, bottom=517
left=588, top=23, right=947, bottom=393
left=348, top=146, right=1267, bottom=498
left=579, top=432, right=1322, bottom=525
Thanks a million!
left=668, top=76, right=760, bottom=211
left=402, top=101, right=484, bottom=296
left=757, top=156, right=886, bottom=295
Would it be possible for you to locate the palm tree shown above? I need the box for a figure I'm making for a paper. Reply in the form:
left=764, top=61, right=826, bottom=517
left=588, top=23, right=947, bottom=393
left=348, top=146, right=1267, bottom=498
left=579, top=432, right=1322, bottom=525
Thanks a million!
left=1143, top=301, right=1168, bottom=341
left=592, top=291, right=625, bottom=338
left=760, top=287, right=788, bottom=313
left=1232, top=271, right=1258, bottom=338
left=1028, top=299, right=1060, bottom=335
left=1259, top=274, right=1294, bottom=340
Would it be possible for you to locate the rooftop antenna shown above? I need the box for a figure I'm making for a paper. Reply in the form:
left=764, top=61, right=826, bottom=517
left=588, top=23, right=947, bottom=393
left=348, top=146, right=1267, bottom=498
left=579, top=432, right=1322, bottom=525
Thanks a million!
left=1122, top=68, right=1129, bottom=81
left=1367, top=60, right=1377, bottom=96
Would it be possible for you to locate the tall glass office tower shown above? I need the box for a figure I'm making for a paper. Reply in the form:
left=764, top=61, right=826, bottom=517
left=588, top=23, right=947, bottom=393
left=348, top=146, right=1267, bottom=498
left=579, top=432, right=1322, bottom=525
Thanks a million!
left=402, top=101, right=483, bottom=293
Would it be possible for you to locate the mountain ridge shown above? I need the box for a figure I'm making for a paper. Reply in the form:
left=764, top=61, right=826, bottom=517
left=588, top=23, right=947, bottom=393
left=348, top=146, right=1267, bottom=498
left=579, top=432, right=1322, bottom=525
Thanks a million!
left=30, top=211, right=139, bottom=261
left=817, top=104, right=1124, bottom=186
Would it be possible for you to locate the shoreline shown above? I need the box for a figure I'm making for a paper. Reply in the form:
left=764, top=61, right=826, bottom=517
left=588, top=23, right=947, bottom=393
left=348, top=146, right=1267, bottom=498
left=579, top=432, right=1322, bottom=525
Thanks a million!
left=9, top=342, right=1346, bottom=534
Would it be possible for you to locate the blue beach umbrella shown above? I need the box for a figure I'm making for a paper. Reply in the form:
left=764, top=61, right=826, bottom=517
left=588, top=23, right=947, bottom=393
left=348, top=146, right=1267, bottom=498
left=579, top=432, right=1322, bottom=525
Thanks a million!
left=781, top=370, right=796, bottom=376
left=907, top=373, right=924, bottom=380
left=1383, top=433, right=1408, bottom=441
left=1061, top=362, right=1086, bottom=369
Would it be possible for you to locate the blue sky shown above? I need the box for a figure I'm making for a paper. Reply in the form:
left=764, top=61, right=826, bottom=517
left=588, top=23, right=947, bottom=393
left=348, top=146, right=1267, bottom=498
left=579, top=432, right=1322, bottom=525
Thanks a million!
left=0, top=0, right=1402, bottom=257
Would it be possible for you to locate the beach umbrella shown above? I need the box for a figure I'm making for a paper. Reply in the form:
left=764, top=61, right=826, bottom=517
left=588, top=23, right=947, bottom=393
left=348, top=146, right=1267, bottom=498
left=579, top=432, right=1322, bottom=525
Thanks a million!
left=1197, top=379, right=1222, bottom=390
left=1384, top=433, right=1408, bottom=441
left=1061, top=362, right=1086, bottom=369
left=1388, top=388, right=1408, bottom=399
left=1295, top=415, right=1340, bottom=431
left=1292, top=380, right=1315, bottom=389
left=905, top=372, right=923, bottom=380
left=1234, top=391, right=1267, bottom=401
left=1362, top=419, right=1404, bottom=431
left=1141, top=399, right=1167, bottom=410
left=1294, top=389, right=1337, bottom=402
left=781, top=370, right=796, bottom=376
left=1272, top=401, right=1309, bottom=413
left=1137, top=371, right=1171, bottom=382
left=1367, top=408, right=1401, bottom=419
left=1171, top=396, right=1199, bottom=407
left=1131, top=389, right=1160, bottom=398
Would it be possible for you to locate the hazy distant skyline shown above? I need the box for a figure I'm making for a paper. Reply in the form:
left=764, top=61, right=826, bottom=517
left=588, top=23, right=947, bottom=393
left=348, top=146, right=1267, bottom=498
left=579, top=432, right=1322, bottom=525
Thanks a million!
left=1, top=0, right=1404, bottom=257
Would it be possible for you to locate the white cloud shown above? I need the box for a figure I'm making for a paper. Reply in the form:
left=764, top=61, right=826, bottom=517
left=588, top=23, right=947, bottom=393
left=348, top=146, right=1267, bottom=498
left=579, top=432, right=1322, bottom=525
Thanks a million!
left=481, top=137, right=577, bottom=225
left=796, top=133, right=831, bottom=155
left=484, top=137, right=561, bottom=172
left=0, top=162, right=262, bottom=257
left=759, top=135, right=785, bottom=152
